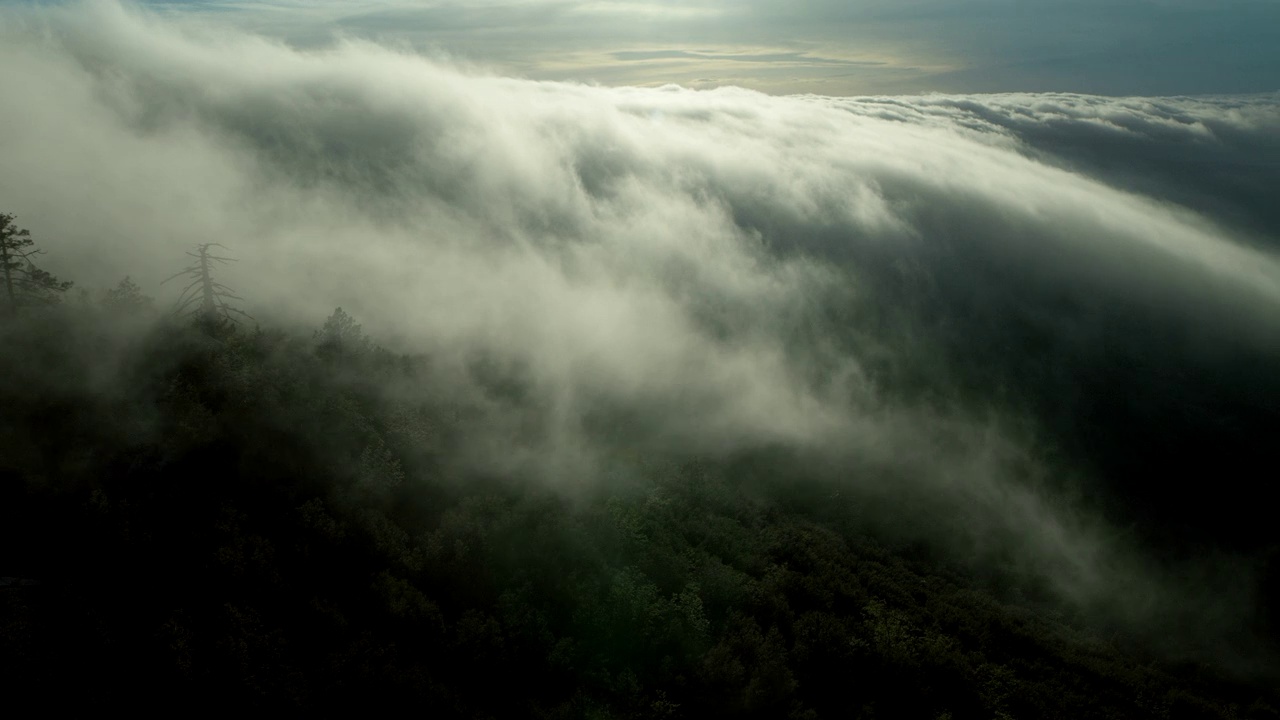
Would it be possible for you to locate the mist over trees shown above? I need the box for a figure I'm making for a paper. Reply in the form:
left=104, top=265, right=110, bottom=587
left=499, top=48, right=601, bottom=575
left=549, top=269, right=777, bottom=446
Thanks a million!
left=162, top=243, right=253, bottom=326
left=1, top=4, right=1278, bottom=717
left=0, top=226, right=1277, bottom=717
left=0, top=213, right=72, bottom=313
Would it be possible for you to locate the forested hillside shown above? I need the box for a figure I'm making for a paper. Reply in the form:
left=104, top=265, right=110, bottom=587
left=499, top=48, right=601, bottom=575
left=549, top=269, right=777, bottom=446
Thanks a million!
left=2, top=290, right=1276, bottom=718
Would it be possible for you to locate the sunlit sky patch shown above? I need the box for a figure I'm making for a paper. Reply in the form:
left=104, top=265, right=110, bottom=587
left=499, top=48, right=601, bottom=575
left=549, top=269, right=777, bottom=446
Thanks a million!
left=128, top=0, right=1280, bottom=95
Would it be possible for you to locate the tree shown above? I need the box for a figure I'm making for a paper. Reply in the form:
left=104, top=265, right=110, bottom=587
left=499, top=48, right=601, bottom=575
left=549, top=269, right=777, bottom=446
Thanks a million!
left=0, top=212, right=74, bottom=313
left=315, top=307, right=371, bottom=360
left=162, top=243, right=252, bottom=326
left=101, top=276, right=154, bottom=314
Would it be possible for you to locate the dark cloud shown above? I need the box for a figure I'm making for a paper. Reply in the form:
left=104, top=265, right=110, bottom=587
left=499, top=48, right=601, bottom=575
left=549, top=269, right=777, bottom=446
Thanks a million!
left=2, top=0, right=1278, bottom=673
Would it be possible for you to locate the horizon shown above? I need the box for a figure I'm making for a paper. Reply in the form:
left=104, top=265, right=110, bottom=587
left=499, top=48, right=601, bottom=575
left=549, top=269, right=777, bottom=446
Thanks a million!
left=121, top=0, right=1280, bottom=97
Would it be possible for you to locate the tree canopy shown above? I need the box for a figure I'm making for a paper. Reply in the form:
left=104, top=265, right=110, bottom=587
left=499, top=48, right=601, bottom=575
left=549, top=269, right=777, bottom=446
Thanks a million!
left=0, top=209, right=1276, bottom=717
left=0, top=213, right=72, bottom=312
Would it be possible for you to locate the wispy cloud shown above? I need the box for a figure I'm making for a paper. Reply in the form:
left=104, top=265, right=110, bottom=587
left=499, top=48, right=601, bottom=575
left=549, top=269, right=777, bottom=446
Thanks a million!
left=131, top=0, right=1280, bottom=94
left=610, top=49, right=887, bottom=67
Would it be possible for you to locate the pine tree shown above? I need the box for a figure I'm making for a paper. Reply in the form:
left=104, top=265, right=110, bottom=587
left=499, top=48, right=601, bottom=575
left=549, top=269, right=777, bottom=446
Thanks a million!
left=102, top=276, right=154, bottom=314
left=0, top=212, right=74, bottom=313
left=315, top=306, right=371, bottom=360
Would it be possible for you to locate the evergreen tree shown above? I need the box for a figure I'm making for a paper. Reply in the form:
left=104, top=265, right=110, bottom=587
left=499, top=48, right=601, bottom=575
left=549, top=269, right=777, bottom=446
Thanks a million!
left=101, top=276, right=155, bottom=314
left=315, top=306, right=371, bottom=359
left=0, top=212, right=73, bottom=313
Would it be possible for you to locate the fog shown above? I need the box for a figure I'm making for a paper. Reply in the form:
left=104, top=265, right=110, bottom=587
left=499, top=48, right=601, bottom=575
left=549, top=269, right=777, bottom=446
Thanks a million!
left=2, top=0, right=1278, bottom=673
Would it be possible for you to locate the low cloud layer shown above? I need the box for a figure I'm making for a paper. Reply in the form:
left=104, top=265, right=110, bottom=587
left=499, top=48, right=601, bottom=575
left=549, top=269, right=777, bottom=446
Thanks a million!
left=2, top=0, right=1278, bottom=673
left=132, top=0, right=1280, bottom=95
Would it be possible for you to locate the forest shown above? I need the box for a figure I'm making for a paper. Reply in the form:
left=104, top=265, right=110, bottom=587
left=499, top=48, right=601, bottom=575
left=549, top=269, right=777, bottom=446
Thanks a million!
left=2, top=211, right=1278, bottom=718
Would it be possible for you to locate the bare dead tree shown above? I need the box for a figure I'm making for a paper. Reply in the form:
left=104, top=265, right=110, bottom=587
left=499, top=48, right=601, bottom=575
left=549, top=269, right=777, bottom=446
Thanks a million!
left=162, top=243, right=253, bottom=325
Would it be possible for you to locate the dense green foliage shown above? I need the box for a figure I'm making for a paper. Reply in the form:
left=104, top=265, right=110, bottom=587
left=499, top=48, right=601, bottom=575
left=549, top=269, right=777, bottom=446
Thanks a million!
left=1, top=301, right=1276, bottom=718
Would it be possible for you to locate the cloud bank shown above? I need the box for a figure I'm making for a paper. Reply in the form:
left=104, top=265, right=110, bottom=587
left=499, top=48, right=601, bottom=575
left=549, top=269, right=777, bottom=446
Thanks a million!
left=134, top=0, right=1280, bottom=95
left=2, top=0, right=1278, bottom=673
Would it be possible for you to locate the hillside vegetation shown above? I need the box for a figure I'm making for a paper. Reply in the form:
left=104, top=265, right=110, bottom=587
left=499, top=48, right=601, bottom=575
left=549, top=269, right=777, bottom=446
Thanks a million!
left=2, top=295, right=1276, bottom=718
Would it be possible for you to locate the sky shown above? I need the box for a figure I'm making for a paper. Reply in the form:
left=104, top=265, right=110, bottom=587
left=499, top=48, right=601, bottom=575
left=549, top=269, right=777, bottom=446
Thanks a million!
left=1, top=0, right=1279, bottom=672
left=122, top=0, right=1280, bottom=96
